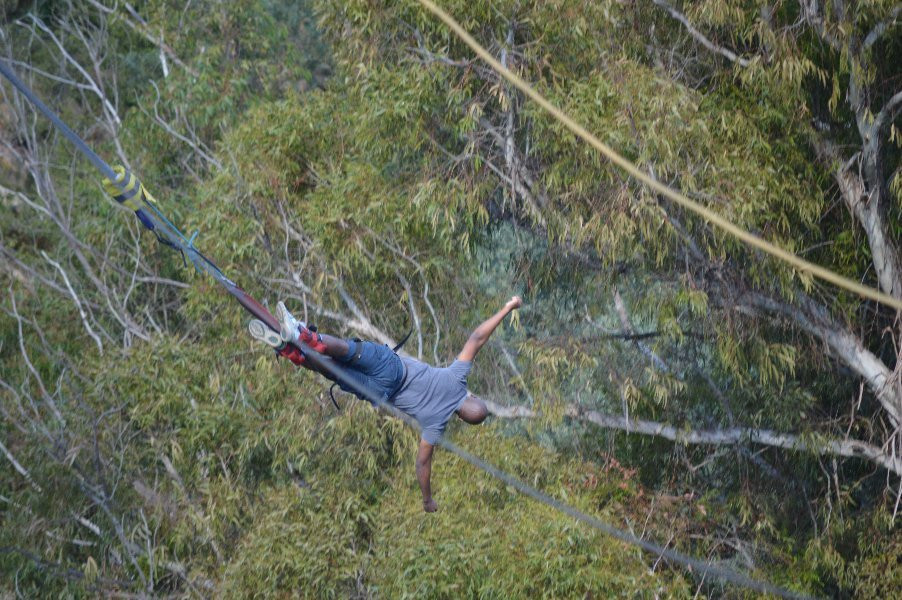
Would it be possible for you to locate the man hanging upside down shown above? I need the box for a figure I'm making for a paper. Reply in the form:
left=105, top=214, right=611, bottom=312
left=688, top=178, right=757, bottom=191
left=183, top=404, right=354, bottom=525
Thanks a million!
left=247, top=296, right=523, bottom=512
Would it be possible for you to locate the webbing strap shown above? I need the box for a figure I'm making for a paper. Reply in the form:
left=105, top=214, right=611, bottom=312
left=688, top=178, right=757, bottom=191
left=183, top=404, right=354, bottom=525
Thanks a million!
left=392, top=328, right=413, bottom=353
left=102, top=166, right=142, bottom=211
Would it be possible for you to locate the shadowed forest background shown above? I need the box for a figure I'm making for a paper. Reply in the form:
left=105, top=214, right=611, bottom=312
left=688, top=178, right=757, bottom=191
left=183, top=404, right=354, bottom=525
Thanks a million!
left=1, top=1, right=901, bottom=597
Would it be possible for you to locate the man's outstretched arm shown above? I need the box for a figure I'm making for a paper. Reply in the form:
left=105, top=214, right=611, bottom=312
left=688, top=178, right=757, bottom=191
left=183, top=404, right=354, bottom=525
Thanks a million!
left=416, top=439, right=437, bottom=512
left=457, top=296, right=523, bottom=362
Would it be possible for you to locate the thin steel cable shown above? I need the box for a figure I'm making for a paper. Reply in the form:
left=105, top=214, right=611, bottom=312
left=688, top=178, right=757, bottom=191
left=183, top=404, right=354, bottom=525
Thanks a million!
left=301, top=348, right=813, bottom=599
left=416, top=0, right=902, bottom=312
left=0, top=59, right=116, bottom=180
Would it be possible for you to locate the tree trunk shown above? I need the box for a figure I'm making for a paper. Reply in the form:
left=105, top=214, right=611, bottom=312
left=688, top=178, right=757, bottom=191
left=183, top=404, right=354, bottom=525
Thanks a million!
left=484, top=400, right=902, bottom=476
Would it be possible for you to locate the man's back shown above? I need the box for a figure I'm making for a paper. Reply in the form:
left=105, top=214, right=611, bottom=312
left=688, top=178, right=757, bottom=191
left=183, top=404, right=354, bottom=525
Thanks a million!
left=392, top=356, right=472, bottom=444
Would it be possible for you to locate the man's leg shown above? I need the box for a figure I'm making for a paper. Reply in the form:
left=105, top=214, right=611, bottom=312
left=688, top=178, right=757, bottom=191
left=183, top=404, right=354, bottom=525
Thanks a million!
left=276, top=301, right=350, bottom=358
left=271, top=303, right=403, bottom=399
left=284, top=333, right=350, bottom=366
left=314, top=333, right=350, bottom=359
left=274, top=303, right=394, bottom=373
left=249, top=316, right=348, bottom=368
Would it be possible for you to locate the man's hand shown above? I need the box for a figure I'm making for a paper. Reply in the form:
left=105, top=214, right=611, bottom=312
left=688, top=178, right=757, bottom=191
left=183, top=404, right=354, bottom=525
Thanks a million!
left=423, top=498, right=438, bottom=513
left=507, top=295, right=523, bottom=310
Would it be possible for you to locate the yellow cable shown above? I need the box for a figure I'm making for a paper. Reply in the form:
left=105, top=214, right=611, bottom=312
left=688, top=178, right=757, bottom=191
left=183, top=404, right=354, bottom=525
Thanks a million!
left=417, top=0, right=902, bottom=311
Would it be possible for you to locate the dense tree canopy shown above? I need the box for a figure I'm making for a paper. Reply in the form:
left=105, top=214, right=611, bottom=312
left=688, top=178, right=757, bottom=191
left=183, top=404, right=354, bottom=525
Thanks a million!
left=1, top=0, right=900, bottom=597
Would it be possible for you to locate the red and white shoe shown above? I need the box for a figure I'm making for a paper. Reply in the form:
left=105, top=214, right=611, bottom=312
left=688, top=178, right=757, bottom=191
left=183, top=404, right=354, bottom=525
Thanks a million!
left=248, top=319, right=306, bottom=366
left=248, top=319, right=282, bottom=348
left=278, top=345, right=306, bottom=366
left=276, top=301, right=327, bottom=352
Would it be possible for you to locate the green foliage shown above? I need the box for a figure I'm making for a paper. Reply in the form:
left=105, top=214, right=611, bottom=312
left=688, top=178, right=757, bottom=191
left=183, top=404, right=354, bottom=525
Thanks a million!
left=3, top=0, right=900, bottom=597
left=367, top=430, right=689, bottom=599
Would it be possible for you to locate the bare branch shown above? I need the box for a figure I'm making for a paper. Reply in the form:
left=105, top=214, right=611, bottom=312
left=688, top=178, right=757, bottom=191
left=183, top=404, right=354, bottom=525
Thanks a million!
left=652, top=0, right=752, bottom=67
left=85, top=0, right=199, bottom=77
left=874, top=89, right=902, bottom=135
left=146, top=81, right=222, bottom=170
left=358, top=225, right=444, bottom=361
left=2, top=58, right=96, bottom=91
left=0, top=546, right=135, bottom=589
left=863, top=5, right=901, bottom=49
left=742, top=290, right=902, bottom=427
left=477, top=116, right=548, bottom=219
left=8, top=288, right=65, bottom=424
left=484, top=399, right=902, bottom=475
left=40, top=250, right=104, bottom=354
left=0, top=438, right=42, bottom=492
left=799, top=0, right=842, bottom=49
left=613, top=289, right=670, bottom=373
left=19, top=14, right=120, bottom=126
left=396, top=270, right=423, bottom=359
left=812, top=136, right=902, bottom=298
left=498, top=342, right=536, bottom=406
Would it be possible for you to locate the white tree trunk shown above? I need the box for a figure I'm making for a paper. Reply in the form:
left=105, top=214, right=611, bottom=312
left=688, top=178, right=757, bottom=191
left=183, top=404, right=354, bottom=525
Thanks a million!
left=484, top=400, right=902, bottom=476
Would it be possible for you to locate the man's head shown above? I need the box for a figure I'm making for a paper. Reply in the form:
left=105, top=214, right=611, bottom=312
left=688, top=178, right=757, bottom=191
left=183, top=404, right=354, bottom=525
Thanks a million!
left=457, top=391, right=488, bottom=424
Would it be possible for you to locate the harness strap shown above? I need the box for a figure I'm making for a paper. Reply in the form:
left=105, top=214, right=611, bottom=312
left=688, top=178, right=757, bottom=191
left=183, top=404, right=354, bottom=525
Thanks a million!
left=393, top=328, right=413, bottom=353
left=328, top=383, right=341, bottom=411
left=347, top=342, right=364, bottom=366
